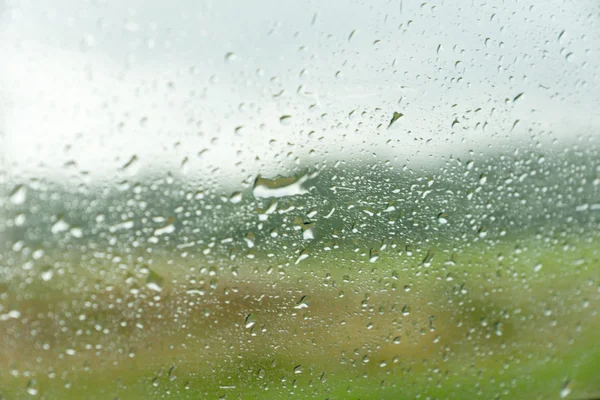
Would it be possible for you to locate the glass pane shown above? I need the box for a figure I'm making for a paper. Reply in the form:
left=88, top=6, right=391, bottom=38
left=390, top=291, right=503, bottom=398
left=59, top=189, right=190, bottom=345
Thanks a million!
left=1, top=1, right=599, bottom=398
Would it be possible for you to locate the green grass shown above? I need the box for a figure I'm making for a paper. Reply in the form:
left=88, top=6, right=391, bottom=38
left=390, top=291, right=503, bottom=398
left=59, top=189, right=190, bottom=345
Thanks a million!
left=1, top=232, right=598, bottom=399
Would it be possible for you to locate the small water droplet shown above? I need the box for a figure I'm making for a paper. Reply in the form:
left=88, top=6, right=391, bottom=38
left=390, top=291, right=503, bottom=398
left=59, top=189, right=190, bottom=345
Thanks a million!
left=294, top=295, right=310, bottom=309
left=244, top=313, right=256, bottom=329
left=9, top=185, right=27, bottom=205
left=295, top=249, right=309, bottom=265
left=225, top=52, right=236, bottom=62
left=146, top=269, right=164, bottom=292
left=437, top=212, right=449, bottom=224
left=479, top=173, right=487, bottom=185
left=534, top=263, right=543, bottom=272
left=120, top=155, right=139, bottom=173
left=293, top=365, right=303, bottom=374
left=40, top=266, right=54, bottom=282
left=51, top=217, right=70, bottom=234
left=369, top=248, right=379, bottom=263
left=422, top=249, right=435, bottom=267
left=26, top=380, right=38, bottom=395
left=279, top=115, right=292, bottom=125
left=388, top=111, right=403, bottom=128
left=244, top=232, right=255, bottom=248
left=229, top=191, right=243, bottom=204
left=559, top=380, right=572, bottom=398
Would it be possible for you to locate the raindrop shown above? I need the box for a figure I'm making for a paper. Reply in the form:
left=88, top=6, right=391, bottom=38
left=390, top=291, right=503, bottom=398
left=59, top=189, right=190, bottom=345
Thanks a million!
left=294, top=295, right=310, bottom=309
left=26, top=380, right=38, bottom=395
left=402, top=305, right=411, bottom=316
left=146, top=269, right=164, bottom=292
left=302, top=223, right=315, bottom=240
left=295, top=249, right=309, bottom=265
left=437, top=213, right=449, bottom=224
left=9, top=185, right=27, bottom=205
left=253, top=172, right=316, bottom=198
left=244, top=233, right=255, bottom=248
left=244, top=313, right=256, bottom=329
left=388, top=112, right=404, bottom=128
left=369, top=248, right=379, bottom=263
left=559, top=380, right=572, bottom=398
left=225, top=52, right=236, bottom=62
left=40, top=266, right=54, bottom=282
left=280, top=115, right=292, bottom=125
left=51, top=217, right=70, bottom=234
left=120, top=155, right=139, bottom=172
left=229, top=191, right=243, bottom=204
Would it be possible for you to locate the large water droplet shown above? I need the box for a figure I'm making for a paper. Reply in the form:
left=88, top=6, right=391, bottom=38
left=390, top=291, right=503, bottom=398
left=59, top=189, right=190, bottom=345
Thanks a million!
left=252, top=172, right=316, bottom=198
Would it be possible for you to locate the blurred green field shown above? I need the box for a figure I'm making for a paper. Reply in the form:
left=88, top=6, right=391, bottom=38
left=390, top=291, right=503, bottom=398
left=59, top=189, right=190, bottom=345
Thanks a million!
left=1, top=232, right=598, bottom=399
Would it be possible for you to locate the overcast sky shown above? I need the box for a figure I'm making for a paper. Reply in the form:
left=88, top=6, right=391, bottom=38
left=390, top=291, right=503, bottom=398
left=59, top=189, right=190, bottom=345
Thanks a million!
left=1, top=0, right=599, bottom=187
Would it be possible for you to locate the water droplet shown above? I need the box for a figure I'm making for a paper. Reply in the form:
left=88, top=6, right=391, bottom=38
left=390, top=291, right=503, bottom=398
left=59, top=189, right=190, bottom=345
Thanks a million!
left=513, top=92, right=524, bottom=102
left=388, top=111, right=403, bottom=128
left=229, top=191, right=243, bottom=204
left=293, top=365, right=303, bottom=374
left=244, top=313, right=256, bottom=329
left=302, top=223, right=315, bottom=240
left=295, top=249, right=309, bottom=265
left=534, top=263, right=543, bottom=272
left=51, top=217, right=70, bottom=234
left=168, top=365, right=177, bottom=381
left=402, top=305, right=411, bottom=316
left=225, top=52, right=236, bottom=62
left=120, top=155, right=139, bottom=173
left=154, top=220, right=176, bottom=236
left=560, top=380, right=572, bottom=398
left=479, top=173, right=487, bottom=185
left=146, top=269, right=164, bottom=292
left=109, top=220, right=134, bottom=233
left=294, top=295, right=310, bottom=309
left=422, top=249, right=435, bottom=267
left=40, top=266, right=54, bottom=282
left=244, top=233, right=255, bottom=248
left=369, top=248, right=379, bottom=263
left=437, top=212, right=449, bottom=224
left=253, top=172, right=316, bottom=198
left=280, top=115, right=292, bottom=125
left=26, top=380, right=38, bottom=395
left=9, top=185, right=27, bottom=205
left=393, top=336, right=401, bottom=344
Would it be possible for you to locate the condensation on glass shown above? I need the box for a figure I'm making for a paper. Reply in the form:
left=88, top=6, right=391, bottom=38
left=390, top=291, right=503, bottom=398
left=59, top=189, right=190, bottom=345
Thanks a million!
left=1, top=1, right=599, bottom=399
